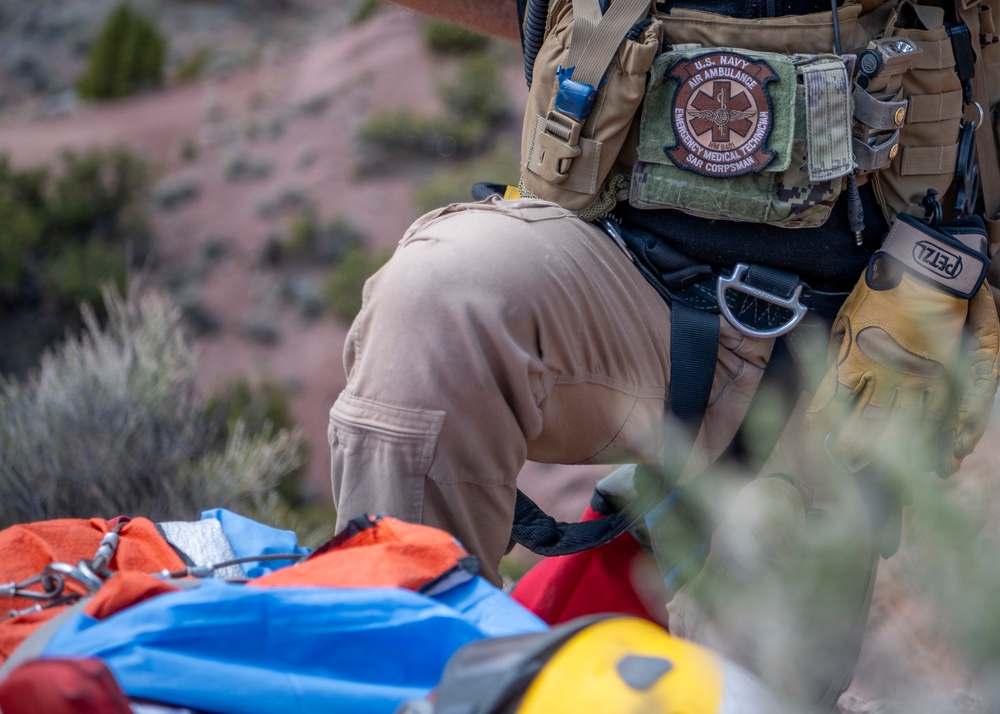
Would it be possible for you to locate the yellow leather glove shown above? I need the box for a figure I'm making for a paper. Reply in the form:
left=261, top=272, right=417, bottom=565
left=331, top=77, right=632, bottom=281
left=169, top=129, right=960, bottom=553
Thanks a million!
left=806, top=213, right=994, bottom=473
left=937, top=284, right=1000, bottom=477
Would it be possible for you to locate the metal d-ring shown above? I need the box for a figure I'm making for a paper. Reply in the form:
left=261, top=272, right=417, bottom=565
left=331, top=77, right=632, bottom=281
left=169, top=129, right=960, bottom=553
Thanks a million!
left=716, top=263, right=808, bottom=338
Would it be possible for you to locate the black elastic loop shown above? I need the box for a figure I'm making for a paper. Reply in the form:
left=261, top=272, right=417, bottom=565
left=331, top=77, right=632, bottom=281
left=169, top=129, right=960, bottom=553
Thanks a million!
left=510, top=489, right=634, bottom=556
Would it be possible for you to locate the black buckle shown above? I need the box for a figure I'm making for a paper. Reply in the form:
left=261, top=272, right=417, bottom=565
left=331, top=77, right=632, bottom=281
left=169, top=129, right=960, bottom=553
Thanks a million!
left=717, top=263, right=808, bottom=338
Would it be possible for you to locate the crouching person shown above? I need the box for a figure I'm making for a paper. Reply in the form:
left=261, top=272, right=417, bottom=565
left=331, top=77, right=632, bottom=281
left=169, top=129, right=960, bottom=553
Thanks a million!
left=330, top=0, right=1000, bottom=710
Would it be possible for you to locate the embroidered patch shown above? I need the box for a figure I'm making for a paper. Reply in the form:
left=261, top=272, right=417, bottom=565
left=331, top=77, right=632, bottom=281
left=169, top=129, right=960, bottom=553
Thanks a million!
left=665, top=52, right=778, bottom=178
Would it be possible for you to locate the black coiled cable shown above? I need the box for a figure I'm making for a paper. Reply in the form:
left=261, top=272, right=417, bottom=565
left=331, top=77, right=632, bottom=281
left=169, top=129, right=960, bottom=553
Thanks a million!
left=522, top=0, right=549, bottom=88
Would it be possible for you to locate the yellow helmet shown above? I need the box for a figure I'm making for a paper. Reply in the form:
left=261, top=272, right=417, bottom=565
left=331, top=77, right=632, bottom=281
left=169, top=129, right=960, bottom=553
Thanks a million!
left=399, top=615, right=784, bottom=714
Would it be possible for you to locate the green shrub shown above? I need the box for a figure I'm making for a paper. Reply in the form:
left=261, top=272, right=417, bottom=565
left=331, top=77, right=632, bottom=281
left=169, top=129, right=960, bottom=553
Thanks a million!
left=320, top=216, right=369, bottom=265
left=44, top=148, right=152, bottom=253
left=77, top=3, right=166, bottom=101
left=356, top=54, right=509, bottom=168
left=0, top=288, right=303, bottom=528
left=285, top=209, right=316, bottom=257
left=0, top=199, right=42, bottom=298
left=358, top=111, right=489, bottom=163
left=41, top=239, right=127, bottom=312
left=424, top=19, right=489, bottom=54
left=0, top=147, right=151, bottom=314
left=324, top=248, right=391, bottom=323
left=281, top=211, right=369, bottom=267
left=0, top=147, right=152, bottom=383
left=175, top=48, right=212, bottom=84
left=441, top=53, right=509, bottom=125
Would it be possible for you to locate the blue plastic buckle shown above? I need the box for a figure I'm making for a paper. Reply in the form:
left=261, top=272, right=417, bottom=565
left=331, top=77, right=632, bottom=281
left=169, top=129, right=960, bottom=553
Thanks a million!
left=554, top=66, right=598, bottom=121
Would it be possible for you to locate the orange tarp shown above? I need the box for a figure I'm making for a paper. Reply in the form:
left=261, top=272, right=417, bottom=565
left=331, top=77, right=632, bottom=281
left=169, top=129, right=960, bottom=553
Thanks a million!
left=0, top=518, right=185, bottom=662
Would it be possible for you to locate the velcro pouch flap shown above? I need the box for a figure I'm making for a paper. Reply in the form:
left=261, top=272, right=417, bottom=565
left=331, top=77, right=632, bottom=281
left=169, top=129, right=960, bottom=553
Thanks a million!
left=802, top=57, right=853, bottom=182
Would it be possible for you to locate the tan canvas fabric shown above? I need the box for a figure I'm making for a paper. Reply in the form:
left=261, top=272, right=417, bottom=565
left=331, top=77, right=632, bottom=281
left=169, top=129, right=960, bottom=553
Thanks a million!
left=328, top=196, right=883, bottom=708
left=520, top=0, right=663, bottom=212
left=329, top=197, right=776, bottom=586
left=872, top=3, right=967, bottom=221
left=660, top=1, right=878, bottom=54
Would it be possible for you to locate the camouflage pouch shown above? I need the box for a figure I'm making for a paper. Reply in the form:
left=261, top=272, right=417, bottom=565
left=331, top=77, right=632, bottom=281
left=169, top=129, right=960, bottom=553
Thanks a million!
left=630, top=48, right=854, bottom=228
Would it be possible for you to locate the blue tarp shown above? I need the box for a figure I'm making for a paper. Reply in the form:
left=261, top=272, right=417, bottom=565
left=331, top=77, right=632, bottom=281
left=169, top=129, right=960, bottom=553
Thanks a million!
left=200, top=508, right=313, bottom=577
left=41, top=569, right=546, bottom=713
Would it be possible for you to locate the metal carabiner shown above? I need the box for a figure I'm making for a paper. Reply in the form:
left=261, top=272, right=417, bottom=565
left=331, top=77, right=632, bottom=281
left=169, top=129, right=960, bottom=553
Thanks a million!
left=0, top=571, right=66, bottom=602
left=44, top=561, right=104, bottom=595
left=971, top=100, right=986, bottom=130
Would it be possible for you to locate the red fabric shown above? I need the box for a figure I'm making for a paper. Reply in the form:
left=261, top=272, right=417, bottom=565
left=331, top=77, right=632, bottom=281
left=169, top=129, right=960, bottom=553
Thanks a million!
left=252, top=515, right=470, bottom=591
left=0, top=658, right=133, bottom=714
left=511, top=505, right=669, bottom=626
left=83, top=572, right=181, bottom=621
left=0, top=517, right=186, bottom=662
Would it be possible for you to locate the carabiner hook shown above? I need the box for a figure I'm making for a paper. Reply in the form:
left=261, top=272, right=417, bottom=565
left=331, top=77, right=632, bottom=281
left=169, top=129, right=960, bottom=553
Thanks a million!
left=921, top=188, right=943, bottom=230
left=44, top=561, right=104, bottom=595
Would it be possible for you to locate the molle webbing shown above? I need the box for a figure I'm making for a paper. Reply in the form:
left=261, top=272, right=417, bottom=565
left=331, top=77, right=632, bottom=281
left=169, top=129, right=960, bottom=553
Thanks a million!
left=905, top=90, right=964, bottom=124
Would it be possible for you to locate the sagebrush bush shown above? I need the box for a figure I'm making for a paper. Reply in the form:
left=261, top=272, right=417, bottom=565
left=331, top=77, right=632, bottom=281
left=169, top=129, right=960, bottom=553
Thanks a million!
left=206, top=375, right=308, bottom=506
left=77, top=3, right=166, bottom=101
left=224, top=152, right=273, bottom=182
left=0, top=288, right=304, bottom=528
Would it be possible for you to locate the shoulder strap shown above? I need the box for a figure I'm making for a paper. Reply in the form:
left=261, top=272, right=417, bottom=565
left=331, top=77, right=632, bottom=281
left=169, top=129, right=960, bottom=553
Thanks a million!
left=521, top=0, right=652, bottom=90
left=563, top=0, right=652, bottom=88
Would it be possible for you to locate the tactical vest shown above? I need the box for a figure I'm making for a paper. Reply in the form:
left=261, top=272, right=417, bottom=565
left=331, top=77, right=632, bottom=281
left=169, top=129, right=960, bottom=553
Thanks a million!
left=507, top=0, right=1000, bottom=569
left=517, top=0, right=1000, bottom=253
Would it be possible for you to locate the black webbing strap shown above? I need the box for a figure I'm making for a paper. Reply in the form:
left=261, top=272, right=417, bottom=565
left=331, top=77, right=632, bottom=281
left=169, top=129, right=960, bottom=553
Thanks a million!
left=722, top=334, right=798, bottom=469
left=510, top=302, right=720, bottom=557
left=667, top=302, right=720, bottom=432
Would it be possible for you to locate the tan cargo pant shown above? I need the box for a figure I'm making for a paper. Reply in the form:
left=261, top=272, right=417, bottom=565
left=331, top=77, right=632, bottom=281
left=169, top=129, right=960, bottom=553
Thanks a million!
left=329, top=196, right=876, bottom=710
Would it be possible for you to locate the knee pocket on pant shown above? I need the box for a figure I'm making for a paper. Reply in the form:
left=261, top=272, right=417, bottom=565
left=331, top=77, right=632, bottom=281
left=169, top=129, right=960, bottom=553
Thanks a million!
left=328, top=392, right=445, bottom=527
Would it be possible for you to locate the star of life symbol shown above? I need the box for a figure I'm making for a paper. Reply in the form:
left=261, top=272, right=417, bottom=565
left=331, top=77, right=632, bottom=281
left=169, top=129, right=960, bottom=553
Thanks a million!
left=665, top=52, right=778, bottom=177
